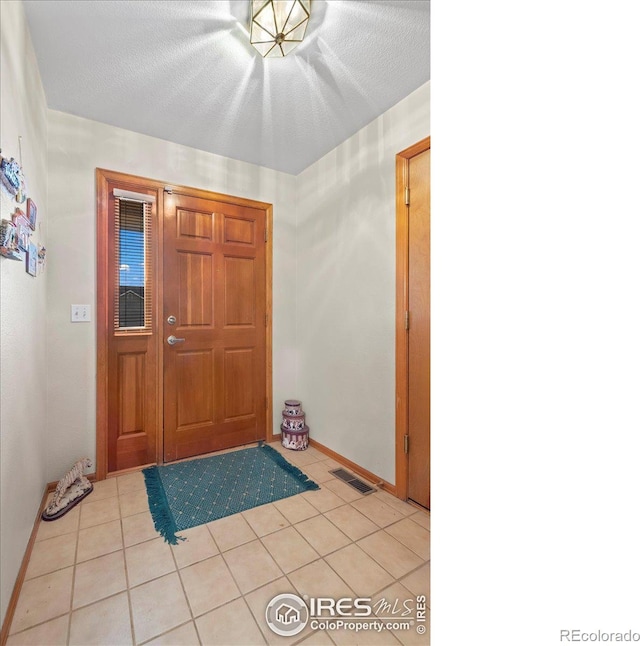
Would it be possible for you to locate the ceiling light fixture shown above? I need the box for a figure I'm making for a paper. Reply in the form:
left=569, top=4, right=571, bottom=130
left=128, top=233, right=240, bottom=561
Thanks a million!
left=250, top=0, right=311, bottom=58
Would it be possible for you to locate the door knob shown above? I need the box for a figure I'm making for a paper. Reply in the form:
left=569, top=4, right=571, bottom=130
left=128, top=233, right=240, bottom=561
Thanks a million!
left=167, top=335, right=185, bottom=345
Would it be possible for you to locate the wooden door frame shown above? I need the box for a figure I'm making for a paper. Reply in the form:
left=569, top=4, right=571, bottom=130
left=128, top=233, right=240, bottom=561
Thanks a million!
left=395, top=137, right=430, bottom=500
left=96, top=168, right=274, bottom=480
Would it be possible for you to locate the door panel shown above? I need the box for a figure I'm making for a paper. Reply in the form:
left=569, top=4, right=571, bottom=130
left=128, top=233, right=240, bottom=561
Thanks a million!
left=163, top=193, right=266, bottom=462
left=407, top=147, right=431, bottom=509
left=178, top=208, right=213, bottom=240
left=224, top=257, right=256, bottom=326
left=107, top=339, right=157, bottom=472
left=118, top=353, right=146, bottom=435
left=178, top=252, right=214, bottom=326
left=175, top=350, right=215, bottom=428
left=224, top=215, right=255, bottom=245
left=224, top=348, right=255, bottom=420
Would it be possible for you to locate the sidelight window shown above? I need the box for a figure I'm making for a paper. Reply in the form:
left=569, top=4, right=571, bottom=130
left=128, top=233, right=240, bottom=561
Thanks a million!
left=114, top=196, right=153, bottom=332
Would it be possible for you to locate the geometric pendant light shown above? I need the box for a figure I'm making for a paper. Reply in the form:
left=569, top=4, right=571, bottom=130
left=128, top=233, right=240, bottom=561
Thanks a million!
left=250, top=0, right=311, bottom=58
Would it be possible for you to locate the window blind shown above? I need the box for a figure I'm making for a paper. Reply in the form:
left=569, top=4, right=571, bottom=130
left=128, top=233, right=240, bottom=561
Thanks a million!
left=114, top=198, right=152, bottom=332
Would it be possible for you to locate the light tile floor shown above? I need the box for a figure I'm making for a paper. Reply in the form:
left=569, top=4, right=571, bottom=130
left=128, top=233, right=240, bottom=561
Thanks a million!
left=7, top=443, right=430, bottom=646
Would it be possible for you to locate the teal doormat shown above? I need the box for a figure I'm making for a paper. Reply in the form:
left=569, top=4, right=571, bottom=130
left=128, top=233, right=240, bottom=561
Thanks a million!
left=143, top=443, right=319, bottom=544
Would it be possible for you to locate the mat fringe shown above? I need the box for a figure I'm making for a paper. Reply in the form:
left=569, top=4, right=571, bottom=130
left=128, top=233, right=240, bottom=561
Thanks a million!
left=142, top=466, right=185, bottom=545
left=259, top=444, right=320, bottom=491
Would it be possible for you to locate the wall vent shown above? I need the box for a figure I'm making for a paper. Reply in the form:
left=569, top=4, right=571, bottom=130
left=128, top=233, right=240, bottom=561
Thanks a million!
left=330, top=468, right=376, bottom=495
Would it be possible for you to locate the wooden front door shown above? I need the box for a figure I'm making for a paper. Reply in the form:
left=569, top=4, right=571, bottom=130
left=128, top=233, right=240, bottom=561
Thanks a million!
left=396, top=138, right=430, bottom=509
left=162, top=192, right=267, bottom=462
left=97, top=170, right=272, bottom=479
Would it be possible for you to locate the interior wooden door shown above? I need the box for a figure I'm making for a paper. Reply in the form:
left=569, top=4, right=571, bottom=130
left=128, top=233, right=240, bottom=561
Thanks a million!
left=406, top=145, right=430, bottom=509
left=163, top=192, right=267, bottom=462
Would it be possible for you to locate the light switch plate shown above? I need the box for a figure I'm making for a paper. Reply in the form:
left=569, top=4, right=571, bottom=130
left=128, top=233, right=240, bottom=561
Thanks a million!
left=71, top=304, right=91, bottom=322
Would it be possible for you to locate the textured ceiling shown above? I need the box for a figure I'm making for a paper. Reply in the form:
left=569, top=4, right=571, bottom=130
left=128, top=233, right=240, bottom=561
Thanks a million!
left=23, top=1, right=430, bottom=175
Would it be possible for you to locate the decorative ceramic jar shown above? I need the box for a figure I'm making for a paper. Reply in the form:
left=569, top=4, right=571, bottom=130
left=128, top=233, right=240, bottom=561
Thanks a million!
left=284, top=400, right=302, bottom=415
left=281, top=412, right=305, bottom=430
left=281, top=425, right=310, bottom=451
left=281, top=400, right=309, bottom=450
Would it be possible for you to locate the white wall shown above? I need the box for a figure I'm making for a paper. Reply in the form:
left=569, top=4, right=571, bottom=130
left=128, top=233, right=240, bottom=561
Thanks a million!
left=46, top=110, right=298, bottom=482
left=0, top=0, right=48, bottom=624
left=44, top=82, right=429, bottom=489
left=295, top=83, right=430, bottom=484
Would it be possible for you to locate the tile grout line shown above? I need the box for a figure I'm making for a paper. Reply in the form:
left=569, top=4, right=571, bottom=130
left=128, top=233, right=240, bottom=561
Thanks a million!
left=66, top=506, right=82, bottom=646
left=117, top=478, right=138, bottom=646
left=359, top=527, right=429, bottom=572
left=287, top=521, right=344, bottom=562
left=17, top=499, right=82, bottom=638
left=231, top=478, right=406, bottom=626
left=256, top=522, right=319, bottom=581
left=9, top=559, right=216, bottom=641
left=7, top=488, right=119, bottom=638
left=11, top=495, right=242, bottom=640
left=311, top=495, right=380, bottom=538
left=320, top=541, right=398, bottom=601
left=216, top=528, right=276, bottom=642
left=382, top=518, right=431, bottom=560
left=407, top=513, right=431, bottom=532
left=397, top=560, right=430, bottom=586
left=169, top=529, right=204, bottom=646
left=11, top=547, right=423, bottom=640
left=136, top=621, right=195, bottom=646
left=5, top=519, right=75, bottom=640
left=251, top=502, right=360, bottom=639
left=22, top=538, right=75, bottom=584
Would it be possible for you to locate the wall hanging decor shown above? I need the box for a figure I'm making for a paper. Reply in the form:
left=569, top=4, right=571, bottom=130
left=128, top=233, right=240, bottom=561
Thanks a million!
left=0, top=152, right=23, bottom=197
left=1, top=139, right=43, bottom=273
left=15, top=136, right=27, bottom=204
left=281, top=399, right=310, bottom=450
left=26, top=197, right=37, bottom=230
left=26, top=241, right=38, bottom=276
left=12, top=209, right=30, bottom=252
left=0, top=219, right=22, bottom=260
left=37, top=244, right=46, bottom=272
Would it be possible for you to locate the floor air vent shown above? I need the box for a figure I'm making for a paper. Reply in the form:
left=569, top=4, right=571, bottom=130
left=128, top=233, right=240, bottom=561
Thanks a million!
left=330, top=468, right=376, bottom=495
